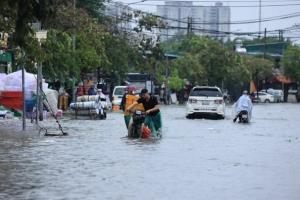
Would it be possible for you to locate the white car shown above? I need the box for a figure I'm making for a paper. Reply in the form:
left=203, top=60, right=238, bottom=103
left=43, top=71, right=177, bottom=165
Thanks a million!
left=254, top=92, right=275, bottom=103
left=260, top=89, right=283, bottom=102
left=112, top=86, right=127, bottom=106
left=186, top=86, right=225, bottom=119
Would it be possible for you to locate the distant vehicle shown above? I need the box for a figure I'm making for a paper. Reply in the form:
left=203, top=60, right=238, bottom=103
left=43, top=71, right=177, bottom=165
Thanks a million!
left=112, top=86, right=127, bottom=106
left=186, top=86, right=225, bottom=119
left=260, top=89, right=283, bottom=102
left=125, top=73, right=154, bottom=94
left=288, top=89, right=297, bottom=95
left=252, top=92, right=275, bottom=103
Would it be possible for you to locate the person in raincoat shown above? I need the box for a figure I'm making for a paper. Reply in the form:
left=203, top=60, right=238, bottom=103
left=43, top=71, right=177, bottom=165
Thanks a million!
left=121, top=86, right=140, bottom=129
left=126, top=89, right=162, bottom=137
left=233, top=90, right=253, bottom=123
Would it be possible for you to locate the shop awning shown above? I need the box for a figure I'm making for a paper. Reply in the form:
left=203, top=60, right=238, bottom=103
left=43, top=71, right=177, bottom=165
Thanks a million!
left=274, top=75, right=292, bottom=84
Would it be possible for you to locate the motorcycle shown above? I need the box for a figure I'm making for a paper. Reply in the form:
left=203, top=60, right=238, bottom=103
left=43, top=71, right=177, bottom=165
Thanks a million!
left=128, top=110, right=151, bottom=138
left=98, top=96, right=107, bottom=120
left=236, top=110, right=249, bottom=123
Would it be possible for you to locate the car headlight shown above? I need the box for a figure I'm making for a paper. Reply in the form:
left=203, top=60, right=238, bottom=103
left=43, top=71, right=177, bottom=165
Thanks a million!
left=214, top=99, right=224, bottom=104
left=188, top=99, right=197, bottom=104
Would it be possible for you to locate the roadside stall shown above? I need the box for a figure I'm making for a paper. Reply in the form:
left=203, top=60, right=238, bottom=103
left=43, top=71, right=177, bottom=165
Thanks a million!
left=0, top=70, right=58, bottom=119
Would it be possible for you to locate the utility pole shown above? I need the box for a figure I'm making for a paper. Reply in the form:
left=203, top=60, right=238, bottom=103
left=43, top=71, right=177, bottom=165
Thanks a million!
left=264, top=28, right=267, bottom=59
left=187, top=17, right=190, bottom=36
left=73, top=0, right=76, bottom=52
left=259, top=0, right=262, bottom=38
left=278, top=30, right=283, bottom=41
left=22, top=62, right=26, bottom=131
left=37, top=62, right=43, bottom=121
left=72, top=0, right=76, bottom=103
left=166, top=27, right=169, bottom=41
left=187, top=17, right=192, bottom=37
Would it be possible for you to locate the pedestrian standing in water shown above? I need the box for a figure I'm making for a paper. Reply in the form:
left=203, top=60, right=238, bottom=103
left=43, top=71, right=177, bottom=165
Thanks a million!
left=121, top=86, right=139, bottom=129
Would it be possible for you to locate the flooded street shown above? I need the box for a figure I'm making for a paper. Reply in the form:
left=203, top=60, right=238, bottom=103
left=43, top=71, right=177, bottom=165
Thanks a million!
left=0, top=104, right=300, bottom=200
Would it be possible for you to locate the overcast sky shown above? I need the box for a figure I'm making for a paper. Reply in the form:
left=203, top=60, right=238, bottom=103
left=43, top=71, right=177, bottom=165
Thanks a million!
left=116, top=0, right=300, bottom=42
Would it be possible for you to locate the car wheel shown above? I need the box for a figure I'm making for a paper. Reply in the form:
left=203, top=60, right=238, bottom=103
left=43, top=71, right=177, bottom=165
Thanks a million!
left=186, top=114, right=193, bottom=119
left=264, top=99, right=270, bottom=103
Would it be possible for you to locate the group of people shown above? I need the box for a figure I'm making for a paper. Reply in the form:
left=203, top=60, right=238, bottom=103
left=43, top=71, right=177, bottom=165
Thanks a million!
left=120, top=87, right=253, bottom=137
left=120, top=86, right=162, bottom=137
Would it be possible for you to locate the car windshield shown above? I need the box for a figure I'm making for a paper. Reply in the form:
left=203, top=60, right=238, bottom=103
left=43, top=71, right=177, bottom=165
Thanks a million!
left=190, top=88, right=222, bottom=97
left=114, top=88, right=125, bottom=96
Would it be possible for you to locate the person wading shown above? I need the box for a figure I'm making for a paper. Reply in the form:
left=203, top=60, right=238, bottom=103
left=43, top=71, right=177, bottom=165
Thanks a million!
left=121, top=86, right=139, bottom=129
left=126, top=89, right=162, bottom=137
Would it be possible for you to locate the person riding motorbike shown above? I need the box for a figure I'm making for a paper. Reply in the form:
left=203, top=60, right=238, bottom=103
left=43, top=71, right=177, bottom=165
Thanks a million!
left=233, top=90, right=253, bottom=123
left=126, top=89, right=162, bottom=137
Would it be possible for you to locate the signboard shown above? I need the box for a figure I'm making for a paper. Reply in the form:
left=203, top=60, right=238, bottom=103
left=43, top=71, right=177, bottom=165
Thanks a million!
left=35, top=30, right=47, bottom=42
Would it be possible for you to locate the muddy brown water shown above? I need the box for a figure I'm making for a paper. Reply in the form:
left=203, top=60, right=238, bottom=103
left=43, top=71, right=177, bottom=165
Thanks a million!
left=0, top=104, right=300, bottom=200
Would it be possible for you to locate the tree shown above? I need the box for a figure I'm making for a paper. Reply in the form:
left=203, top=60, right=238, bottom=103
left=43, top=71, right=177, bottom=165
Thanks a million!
left=0, top=0, right=64, bottom=47
left=42, top=30, right=76, bottom=81
left=283, top=45, right=300, bottom=82
left=168, top=69, right=184, bottom=92
left=242, top=55, right=274, bottom=82
left=166, top=36, right=244, bottom=86
left=76, top=0, right=106, bottom=19
left=161, top=35, right=276, bottom=100
left=171, top=53, right=206, bottom=85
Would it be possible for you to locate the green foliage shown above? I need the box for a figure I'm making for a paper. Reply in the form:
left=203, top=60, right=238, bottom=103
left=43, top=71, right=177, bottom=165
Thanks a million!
left=171, top=53, right=206, bottom=85
left=0, top=0, right=63, bottom=47
left=167, top=36, right=248, bottom=86
left=242, top=55, right=274, bottom=81
left=168, top=69, right=184, bottom=92
left=283, top=45, right=300, bottom=82
left=161, top=35, right=276, bottom=99
left=103, top=34, right=134, bottom=80
left=76, top=0, right=106, bottom=18
left=43, top=30, right=76, bottom=81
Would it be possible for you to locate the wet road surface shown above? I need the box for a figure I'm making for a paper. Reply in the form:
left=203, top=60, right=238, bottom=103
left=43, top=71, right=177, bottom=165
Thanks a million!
left=0, top=103, right=300, bottom=200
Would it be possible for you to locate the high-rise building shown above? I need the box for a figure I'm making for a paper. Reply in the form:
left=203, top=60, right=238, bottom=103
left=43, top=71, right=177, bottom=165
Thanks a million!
left=157, top=1, right=230, bottom=41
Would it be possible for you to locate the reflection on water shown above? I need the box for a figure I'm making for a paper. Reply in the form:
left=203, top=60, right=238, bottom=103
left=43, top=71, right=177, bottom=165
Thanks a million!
left=1, top=104, right=300, bottom=200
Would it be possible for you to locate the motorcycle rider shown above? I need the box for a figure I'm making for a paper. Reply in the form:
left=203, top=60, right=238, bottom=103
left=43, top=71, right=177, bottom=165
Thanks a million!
left=126, top=89, right=162, bottom=137
left=233, top=90, right=253, bottom=123
left=121, top=86, right=139, bottom=129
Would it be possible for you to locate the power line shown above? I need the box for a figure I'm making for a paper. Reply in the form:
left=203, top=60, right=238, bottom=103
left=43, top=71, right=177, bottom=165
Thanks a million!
left=139, top=0, right=300, bottom=2
left=169, top=12, right=300, bottom=25
left=135, top=3, right=300, bottom=7
left=107, top=11, right=300, bottom=37
left=106, top=1, right=300, bottom=37
left=107, top=2, right=300, bottom=26
left=106, top=1, right=300, bottom=25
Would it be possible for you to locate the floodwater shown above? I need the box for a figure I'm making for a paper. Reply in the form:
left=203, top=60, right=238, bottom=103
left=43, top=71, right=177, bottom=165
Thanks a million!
left=0, top=104, right=300, bottom=200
